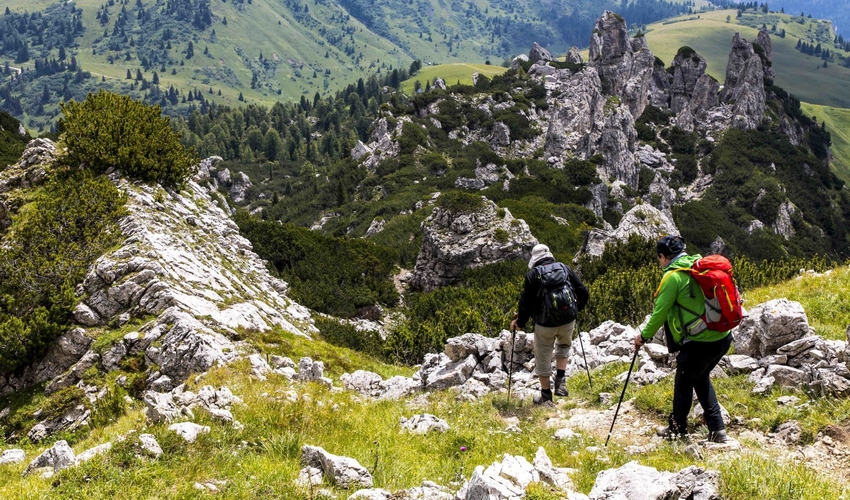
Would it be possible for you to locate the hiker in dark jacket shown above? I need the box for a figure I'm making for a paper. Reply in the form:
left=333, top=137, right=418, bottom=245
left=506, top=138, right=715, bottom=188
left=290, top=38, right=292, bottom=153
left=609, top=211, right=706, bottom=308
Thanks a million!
left=634, top=235, right=733, bottom=443
left=510, top=244, right=589, bottom=404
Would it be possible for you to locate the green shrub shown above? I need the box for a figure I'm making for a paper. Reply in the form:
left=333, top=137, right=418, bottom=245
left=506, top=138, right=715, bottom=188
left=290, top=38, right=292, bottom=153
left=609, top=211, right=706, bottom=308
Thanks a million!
left=0, top=110, right=28, bottom=168
left=234, top=212, right=399, bottom=318
left=437, top=190, right=485, bottom=213
left=0, top=170, right=126, bottom=373
left=315, top=316, right=384, bottom=358
left=398, top=121, right=428, bottom=155
left=59, top=90, right=198, bottom=187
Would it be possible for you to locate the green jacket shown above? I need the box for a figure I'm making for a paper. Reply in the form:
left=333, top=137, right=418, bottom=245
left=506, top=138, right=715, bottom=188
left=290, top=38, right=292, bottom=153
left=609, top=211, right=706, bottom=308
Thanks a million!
left=640, top=253, right=730, bottom=344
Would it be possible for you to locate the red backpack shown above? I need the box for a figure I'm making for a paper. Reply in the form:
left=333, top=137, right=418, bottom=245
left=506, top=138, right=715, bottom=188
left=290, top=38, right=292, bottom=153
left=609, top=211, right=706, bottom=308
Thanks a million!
left=674, top=255, right=744, bottom=332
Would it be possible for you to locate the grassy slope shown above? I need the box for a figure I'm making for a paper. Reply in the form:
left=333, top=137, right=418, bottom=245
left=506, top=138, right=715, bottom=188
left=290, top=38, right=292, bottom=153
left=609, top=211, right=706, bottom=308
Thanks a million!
left=643, top=9, right=850, bottom=181
left=643, top=9, right=850, bottom=109
left=4, top=0, right=409, bottom=110
left=800, top=102, right=850, bottom=183
left=400, top=63, right=507, bottom=94
left=2, top=266, right=850, bottom=498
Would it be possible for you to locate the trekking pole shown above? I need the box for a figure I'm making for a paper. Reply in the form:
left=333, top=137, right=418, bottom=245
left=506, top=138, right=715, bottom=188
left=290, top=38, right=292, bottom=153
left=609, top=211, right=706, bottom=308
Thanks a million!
left=605, top=346, right=640, bottom=447
left=576, top=321, right=593, bottom=390
left=507, top=313, right=517, bottom=401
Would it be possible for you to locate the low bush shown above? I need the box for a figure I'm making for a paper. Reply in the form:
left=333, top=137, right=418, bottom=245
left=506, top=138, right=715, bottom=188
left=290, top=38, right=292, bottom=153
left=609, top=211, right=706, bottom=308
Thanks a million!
left=0, top=170, right=126, bottom=373
left=234, top=212, right=399, bottom=318
left=59, top=90, right=198, bottom=187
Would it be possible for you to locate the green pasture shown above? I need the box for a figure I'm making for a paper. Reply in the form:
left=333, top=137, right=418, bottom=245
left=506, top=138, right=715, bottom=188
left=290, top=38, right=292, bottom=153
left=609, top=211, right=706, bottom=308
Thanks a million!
left=400, top=63, right=507, bottom=95
left=800, top=102, right=850, bottom=183
left=644, top=9, right=850, bottom=109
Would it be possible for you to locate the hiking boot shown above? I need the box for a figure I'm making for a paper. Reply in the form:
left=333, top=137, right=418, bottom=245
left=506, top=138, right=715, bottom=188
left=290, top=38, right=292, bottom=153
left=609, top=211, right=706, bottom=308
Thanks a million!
left=705, top=430, right=728, bottom=443
left=553, top=376, right=568, bottom=397
left=656, top=425, right=688, bottom=440
left=533, top=389, right=553, bottom=405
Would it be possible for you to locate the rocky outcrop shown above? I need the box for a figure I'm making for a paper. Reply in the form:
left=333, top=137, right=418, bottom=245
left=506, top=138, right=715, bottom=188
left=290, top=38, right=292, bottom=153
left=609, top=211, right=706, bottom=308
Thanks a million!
left=575, top=203, right=678, bottom=260
left=756, top=28, right=776, bottom=81
left=528, top=42, right=553, bottom=63
left=409, top=197, right=537, bottom=291
left=599, top=105, right=639, bottom=188
left=0, top=139, right=56, bottom=230
left=734, top=299, right=811, bottom=358
left=721, top=32, right=766, bottom=131
left=65, top=170, right=314, bottom=385
left=0, top=328, right=92, bottom=397
left=542, top=67, right=605, bottom=162
left=566, top=46, right=583, bottom=65
left=588, top=11, right=654, bottom=118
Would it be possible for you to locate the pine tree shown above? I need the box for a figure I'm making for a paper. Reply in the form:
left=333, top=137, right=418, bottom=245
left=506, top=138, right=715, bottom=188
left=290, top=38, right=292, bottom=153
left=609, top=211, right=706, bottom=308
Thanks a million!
left=127, top=69, right=132, bottom=79
left=152, top=71, right=159, bottom=84
left=136, top=68, right=143, bottom=80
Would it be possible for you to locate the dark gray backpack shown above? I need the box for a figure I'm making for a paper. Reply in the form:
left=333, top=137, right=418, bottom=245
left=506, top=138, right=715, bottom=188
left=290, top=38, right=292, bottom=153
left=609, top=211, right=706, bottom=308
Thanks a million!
left=534, top=262, right=578, bottom=326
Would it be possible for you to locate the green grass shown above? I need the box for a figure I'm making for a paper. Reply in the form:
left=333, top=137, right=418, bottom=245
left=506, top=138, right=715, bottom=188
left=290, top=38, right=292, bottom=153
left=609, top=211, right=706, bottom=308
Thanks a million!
left=400, top=63, right=508, bottom=94
left=643, top=9, right=850, bottom=109
left=4, top=264, right=850, bottom=498
left=800, top=102, right=850, bottom=183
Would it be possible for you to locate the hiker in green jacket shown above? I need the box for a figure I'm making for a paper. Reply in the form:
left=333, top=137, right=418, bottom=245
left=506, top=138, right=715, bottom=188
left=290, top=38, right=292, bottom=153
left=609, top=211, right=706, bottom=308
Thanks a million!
left=633, top=235, right=733, bottom=443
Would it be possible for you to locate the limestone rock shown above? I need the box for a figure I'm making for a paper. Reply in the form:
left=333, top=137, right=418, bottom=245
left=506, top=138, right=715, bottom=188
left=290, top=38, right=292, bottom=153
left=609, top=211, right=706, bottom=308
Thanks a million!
left=139, top=434, right=164, bottom=458
left=528, top=42, right=553, bottom=63
left=409, top=197, right=537, bottom=291
left=566, top=46, right=583, bottom=65
left=24, top=440, right=75, bottom=475
left=491, top=121, right=511, bottom=147
left=588, top=11, right=654, bottom=117
left=27, top=403, right=91, bottom=442
left=0, top=328, right=92, bottom=397
left=301, top=445, right=373, bottom=489
left=0, top=449, right=26, bottom=465
left=589, top=461, right=720, bottom=500
left=400, top=414, right=449, bottom=434
left=575, top=203, right=678, bottom=260
left=75, top=442, right=112, bottom=464
left=721, top=33, right=766, bottom=131
left=733, top=299, right=810, bottom=357
left=756, top=28, right=776, bottom=81
left=599, top=105, right=639, bottom=188
left=169, top=422, right=210, bottom=443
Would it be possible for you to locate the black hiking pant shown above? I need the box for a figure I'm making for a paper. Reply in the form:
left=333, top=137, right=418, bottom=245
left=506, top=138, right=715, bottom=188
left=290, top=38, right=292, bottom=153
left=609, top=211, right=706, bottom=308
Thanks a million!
left=670, top=334, right=733, bottom=434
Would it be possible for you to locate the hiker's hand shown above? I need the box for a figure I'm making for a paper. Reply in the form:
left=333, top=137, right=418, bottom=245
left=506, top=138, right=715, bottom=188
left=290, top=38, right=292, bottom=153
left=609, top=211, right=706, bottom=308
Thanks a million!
left=634, top=333, right=645, bottom=348
left=510, top=318, right=518, bottom=332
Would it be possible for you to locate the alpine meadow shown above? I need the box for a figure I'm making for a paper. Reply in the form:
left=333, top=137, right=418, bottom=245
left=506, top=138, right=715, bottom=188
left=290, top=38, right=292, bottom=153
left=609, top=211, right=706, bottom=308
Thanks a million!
left=2, top=1, right=850, bottom=499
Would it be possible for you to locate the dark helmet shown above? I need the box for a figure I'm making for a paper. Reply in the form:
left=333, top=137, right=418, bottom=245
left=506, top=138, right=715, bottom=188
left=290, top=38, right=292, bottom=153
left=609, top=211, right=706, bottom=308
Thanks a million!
left=656, top=235, right=686, bottom=257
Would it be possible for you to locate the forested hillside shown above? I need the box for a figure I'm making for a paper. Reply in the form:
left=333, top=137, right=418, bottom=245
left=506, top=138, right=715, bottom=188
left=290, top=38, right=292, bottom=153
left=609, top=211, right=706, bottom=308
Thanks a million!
left=0, top=0, right=695, bottom=131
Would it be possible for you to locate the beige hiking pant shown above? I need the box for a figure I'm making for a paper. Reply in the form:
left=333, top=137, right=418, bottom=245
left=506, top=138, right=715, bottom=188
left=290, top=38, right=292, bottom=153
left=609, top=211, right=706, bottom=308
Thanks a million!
left=533, top=321, right=574, bottom=377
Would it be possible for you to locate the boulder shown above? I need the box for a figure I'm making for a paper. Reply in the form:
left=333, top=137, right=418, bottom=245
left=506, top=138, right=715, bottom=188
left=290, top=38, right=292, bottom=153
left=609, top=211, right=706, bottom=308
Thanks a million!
left=733, top=299, right=810, bottom=357
left=230, top=171, right=252, bottom=204
left=566, top=46, right=583, bottom=65
left=139, top=434, right=164, bottom=458
left=400, top=414, right=450, bottom=434
left=168, top=422, right=211, bottom=443
left=75, top=442, right=112, bottom=464
left=589, top=461, right=720, bottom=500
left=528, top=42, right=553, bottom=63
left=0, top=449, right=26, bottom=465
left=24, top=440, right=75, bottom=475
left=301, top=445, right=373, bottom=489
